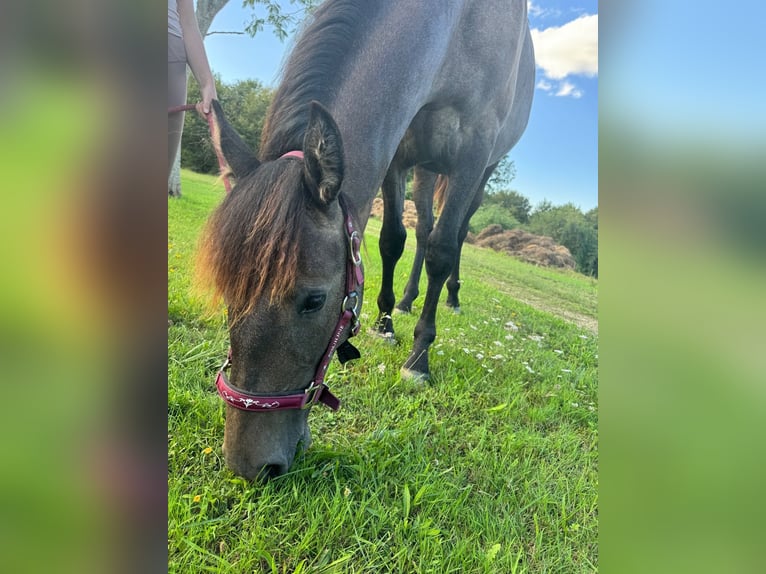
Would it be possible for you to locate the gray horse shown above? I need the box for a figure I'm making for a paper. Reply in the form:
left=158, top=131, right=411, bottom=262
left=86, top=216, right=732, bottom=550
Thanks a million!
left=198, top=0, right=535, bottom=480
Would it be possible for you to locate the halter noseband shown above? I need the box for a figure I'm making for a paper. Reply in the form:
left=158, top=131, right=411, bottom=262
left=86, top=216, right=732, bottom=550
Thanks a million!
left=214, top=150, right=363, bottom=412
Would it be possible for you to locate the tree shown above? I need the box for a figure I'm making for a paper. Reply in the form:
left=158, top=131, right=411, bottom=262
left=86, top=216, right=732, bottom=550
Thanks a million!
left=483, top=189, right=532, bottom=224
left=242, top=0, right=321, bottom=39
left=485, top=156, right=517, bottom=193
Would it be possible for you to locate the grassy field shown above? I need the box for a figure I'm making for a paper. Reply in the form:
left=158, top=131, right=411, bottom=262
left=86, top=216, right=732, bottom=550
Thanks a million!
left=168, top=170, right=598, bottom=573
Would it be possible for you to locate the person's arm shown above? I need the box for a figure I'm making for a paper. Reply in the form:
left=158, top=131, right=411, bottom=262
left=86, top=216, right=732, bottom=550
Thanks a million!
left=177, top=0, right=217, bottom=114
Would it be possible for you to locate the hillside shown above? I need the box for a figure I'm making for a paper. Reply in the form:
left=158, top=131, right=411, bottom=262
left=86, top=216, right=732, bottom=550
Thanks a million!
left=169, top=170, right=598, bottom=573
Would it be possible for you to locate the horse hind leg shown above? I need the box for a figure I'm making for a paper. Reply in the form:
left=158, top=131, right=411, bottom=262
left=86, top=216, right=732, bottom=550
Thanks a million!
left=396, top=166, right=437, bottom=314
left=374, top=167, right=407, bottom=340
left=402, top=166, right=487, bottom=381
left=445, top=163, right=495, bottom=313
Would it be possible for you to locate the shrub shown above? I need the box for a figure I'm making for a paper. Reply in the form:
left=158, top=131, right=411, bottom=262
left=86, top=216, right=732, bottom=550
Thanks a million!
left=469, top=204, right=519, bottom=233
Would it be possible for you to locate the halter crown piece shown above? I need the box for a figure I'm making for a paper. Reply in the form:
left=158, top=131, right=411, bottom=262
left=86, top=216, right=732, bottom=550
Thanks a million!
left=214, top=150, right=363, bottom=412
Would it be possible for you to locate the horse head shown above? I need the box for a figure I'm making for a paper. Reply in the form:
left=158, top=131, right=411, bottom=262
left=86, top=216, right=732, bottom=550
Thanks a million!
left=199, top=100, right=362, bottom=480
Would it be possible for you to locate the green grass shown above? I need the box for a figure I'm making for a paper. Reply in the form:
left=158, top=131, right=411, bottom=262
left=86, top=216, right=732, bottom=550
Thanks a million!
left=169, top=170, right=598, bottom=573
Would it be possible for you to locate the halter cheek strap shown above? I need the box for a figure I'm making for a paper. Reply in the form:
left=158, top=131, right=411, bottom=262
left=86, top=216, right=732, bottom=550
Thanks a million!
left=214, top=163, right=363, bottom=412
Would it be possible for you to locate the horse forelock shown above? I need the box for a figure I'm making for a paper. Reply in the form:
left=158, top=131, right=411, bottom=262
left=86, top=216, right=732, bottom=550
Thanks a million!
left=196, top=161, right=309, bottom=322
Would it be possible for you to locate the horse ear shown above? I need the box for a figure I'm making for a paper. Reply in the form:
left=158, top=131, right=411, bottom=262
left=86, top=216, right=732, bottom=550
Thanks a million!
left=302, top=101, right=345, bottom=207
left=210, top=100, right=260, bottom=178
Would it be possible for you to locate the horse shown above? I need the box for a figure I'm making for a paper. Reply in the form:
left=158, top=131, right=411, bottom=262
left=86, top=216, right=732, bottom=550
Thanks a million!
left=197, top=0, right=536, bottom=480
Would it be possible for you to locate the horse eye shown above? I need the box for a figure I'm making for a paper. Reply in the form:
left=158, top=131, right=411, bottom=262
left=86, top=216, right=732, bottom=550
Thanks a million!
left=300, top=292, right=326, bottom=314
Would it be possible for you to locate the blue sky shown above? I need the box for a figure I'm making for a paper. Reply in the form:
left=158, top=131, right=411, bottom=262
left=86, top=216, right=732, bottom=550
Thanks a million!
left=203, top=1, right=598, bottom=210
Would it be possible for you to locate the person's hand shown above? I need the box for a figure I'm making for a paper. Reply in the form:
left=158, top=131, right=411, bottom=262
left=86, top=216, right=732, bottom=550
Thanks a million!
left=196, top=84, right=218, bottom=116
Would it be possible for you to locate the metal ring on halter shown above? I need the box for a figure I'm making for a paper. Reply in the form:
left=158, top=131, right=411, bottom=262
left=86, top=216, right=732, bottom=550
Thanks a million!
left=342, top=291, right=360, bottom=317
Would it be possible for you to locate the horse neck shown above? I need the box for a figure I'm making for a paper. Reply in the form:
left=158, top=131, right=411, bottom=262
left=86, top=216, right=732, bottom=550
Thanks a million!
left=324, top=5, right=467, bottom=230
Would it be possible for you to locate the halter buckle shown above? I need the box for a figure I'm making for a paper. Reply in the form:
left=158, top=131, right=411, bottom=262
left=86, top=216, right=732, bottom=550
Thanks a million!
left=302, top=381, right=322, bottom=409
left=349, top=230, right=362, bottom=267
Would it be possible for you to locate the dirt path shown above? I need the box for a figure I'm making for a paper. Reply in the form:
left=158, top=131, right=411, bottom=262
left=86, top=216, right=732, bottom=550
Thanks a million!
left=506, top=291, right=598, bottom=334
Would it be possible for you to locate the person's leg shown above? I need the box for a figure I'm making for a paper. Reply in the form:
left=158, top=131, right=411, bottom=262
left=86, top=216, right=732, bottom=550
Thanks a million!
left=168, top=33, right=187, bottom=179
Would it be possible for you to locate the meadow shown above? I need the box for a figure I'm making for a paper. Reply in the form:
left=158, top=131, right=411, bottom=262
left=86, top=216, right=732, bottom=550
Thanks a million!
left=168, top=170, right=598, bottom=573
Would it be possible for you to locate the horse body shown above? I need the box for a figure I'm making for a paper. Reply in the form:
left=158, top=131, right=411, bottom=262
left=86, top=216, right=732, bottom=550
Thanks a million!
left=199, top=0, right=535, bottom=479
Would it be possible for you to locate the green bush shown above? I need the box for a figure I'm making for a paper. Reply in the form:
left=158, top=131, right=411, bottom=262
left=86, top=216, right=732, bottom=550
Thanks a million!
left=483, top=189, right=532, bottom=223
left=468, top=204, right=519, bottom=233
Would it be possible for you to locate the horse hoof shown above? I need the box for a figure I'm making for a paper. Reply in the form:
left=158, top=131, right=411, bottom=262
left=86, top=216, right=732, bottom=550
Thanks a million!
left=450, top=306, right=461, bottom=314
left=393, top=307, right=409, bottom=315
left=400, top=367, right=429, bottom=383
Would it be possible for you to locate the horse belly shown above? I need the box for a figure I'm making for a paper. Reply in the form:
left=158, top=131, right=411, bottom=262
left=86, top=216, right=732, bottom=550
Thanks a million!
left=396, top=106, right=467, bottom=173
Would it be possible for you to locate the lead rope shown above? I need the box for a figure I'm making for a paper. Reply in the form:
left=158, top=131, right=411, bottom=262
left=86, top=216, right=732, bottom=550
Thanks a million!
left=168, top=103, right=232, bottom=194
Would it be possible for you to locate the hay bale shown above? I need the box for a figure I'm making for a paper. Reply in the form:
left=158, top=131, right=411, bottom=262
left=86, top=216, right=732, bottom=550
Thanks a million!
left=474, top=226, right=575, bottom=270
left=369, top=197, right=419, bottom=229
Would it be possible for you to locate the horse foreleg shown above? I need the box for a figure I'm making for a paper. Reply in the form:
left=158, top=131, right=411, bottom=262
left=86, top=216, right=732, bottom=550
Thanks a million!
left=396, top=167, right=437, bottom=313
left=375, top=168, right=407, bottom=338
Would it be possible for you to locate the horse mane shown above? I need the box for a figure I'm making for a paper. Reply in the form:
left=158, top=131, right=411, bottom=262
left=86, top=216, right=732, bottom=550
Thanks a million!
left=196, top=161, right=308, bottom=321
left=259, top=0, right=374, bottom=159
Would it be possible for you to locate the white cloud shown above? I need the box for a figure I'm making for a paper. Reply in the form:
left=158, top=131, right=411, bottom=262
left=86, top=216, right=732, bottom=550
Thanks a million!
left=531, top=14, right=598, bottom=80
left=555, top=81, right=583, bottom=99
left=527, top=1, right=562, bottom=20
left=536, top=79, right=553, bottom=92
left=530, top=13, right=597, bottom=98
